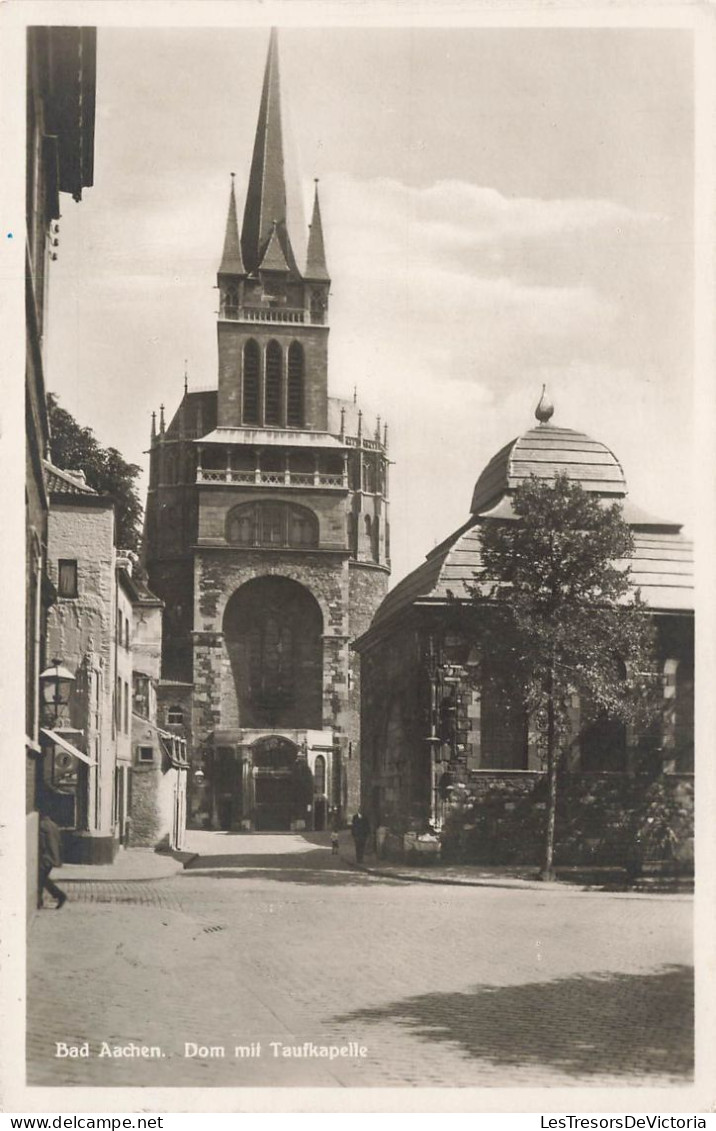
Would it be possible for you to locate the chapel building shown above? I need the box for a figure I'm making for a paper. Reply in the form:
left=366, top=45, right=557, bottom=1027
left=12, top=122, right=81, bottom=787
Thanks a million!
left=143, top=31, right=390, bottom=831
left=355, top=394, right=693, bottom=869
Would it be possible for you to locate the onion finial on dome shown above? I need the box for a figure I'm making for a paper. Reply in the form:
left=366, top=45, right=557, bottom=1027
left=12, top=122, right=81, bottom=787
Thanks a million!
left=535, top=384, right=554, bottom=424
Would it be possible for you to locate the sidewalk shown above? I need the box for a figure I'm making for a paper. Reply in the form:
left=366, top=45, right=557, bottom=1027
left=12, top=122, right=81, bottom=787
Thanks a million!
left=335, top=833, right=692, bottom=896
left=52, top=847, right=186, bottom=883
left=50, top=834, right=692, bottom=895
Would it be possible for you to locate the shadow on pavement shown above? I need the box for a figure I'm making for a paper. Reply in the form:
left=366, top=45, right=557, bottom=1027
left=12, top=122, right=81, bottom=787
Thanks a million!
left=180, top=864, right=402, bottom=886
left=331, top=964, right=693, bottom=1080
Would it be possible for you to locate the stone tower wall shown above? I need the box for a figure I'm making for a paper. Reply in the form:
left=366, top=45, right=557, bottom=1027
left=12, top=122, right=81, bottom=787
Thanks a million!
left=217, top=322, right=329, bottom=431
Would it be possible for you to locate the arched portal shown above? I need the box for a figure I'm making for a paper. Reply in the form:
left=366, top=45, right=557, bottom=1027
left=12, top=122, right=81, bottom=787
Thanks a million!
left=252, top=735, right=301, bottom=831
left=223, top=576, right=323, bottom=729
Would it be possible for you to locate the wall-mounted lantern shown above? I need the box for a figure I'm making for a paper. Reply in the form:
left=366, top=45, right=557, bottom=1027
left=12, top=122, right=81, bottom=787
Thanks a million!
left=39, top=659, right=75, bottom=729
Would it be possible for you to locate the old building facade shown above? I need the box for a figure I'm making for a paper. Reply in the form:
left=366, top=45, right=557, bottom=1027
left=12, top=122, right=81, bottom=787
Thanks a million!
left=130, top=579, right=189, bottom=852
left=143, top=31, right=390, bottom=831
left=356, top=401, right=694, bottom=869
left=42, top=463, right=185, bottom=859
left=41, top=464, right=121, bottom=863
left=25, top=26, right=96, bottom=911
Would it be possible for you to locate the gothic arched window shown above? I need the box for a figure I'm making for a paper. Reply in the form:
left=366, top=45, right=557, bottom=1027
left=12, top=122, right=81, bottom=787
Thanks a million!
left=243, top=340, right=260, bottom=425
left=224, top=577, right=323, bottom=729
left=287, top=342, right=304, bottom=428
left=226, top=502, right=319, bottom=549
left=265, top=340, right=283, bottom=426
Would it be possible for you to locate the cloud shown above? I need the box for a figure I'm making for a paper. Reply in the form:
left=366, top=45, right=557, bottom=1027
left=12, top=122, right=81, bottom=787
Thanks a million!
left=320, top=174, right=657, bottom=255
left=319, top=172, right=639, bottom=407
left=47, top=169, right=687, bottom=584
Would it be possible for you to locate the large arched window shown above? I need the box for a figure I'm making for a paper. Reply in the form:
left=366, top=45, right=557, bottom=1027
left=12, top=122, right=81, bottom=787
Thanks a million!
left=227, top=501, right=319, bottom=548
left=265, top=340, right=283, bottom=426
left=287, top=342, right=304, bottom=427
left=224, top=577, right=323, bottom=728
left=243, top=340, right=260, bottom=425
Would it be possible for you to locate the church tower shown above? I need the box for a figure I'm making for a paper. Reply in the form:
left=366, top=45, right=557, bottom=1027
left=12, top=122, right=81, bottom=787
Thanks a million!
left=143, top=30, right=390, bottom=831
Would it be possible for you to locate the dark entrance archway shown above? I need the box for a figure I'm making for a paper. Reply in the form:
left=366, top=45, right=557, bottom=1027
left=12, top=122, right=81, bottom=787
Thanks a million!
left=223, top=576, right=323, bottom=730
left=252, top=735, right=302, bottom=831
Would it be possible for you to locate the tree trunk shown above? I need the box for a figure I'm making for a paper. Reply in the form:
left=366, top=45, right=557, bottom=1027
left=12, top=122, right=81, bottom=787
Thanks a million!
left=539, top=674, right=558, bottom=882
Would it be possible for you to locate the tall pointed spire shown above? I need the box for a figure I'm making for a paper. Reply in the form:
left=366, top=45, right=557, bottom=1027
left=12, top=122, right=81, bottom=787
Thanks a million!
left=241, top=28, right=299, bottom=276
left=219, top=173, right=245, bottom=276
left=305, top=179, right=330, bottom=281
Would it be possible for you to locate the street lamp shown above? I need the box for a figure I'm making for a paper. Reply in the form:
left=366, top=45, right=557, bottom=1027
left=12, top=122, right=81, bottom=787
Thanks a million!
left=39, top=659, right=76, bottom=729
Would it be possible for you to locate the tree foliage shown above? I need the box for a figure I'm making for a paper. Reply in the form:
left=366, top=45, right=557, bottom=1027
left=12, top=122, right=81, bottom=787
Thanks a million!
left=475, top=474, right=659, bottom=878
left=47, top=392, right=143, bottom=553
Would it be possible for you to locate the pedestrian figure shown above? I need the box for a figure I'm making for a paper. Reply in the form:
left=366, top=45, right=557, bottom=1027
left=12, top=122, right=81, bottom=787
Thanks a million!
left=351, top=812, right=370, bottom=864
left=330, top=827, right=339, bottom=856
left=38, top=814, right=67, bottom=910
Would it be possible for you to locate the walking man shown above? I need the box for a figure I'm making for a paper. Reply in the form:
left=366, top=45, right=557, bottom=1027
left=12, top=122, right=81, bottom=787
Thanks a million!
left=38, top=814, right=67, bottom=909
left=351, top=811, right=371, bottom=864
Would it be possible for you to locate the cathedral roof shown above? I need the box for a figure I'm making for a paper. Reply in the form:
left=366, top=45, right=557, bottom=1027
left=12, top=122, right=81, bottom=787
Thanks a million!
left=240, top=29, right=300, bottom=277
left=164, top=389, right=218, bottom=440
left=218, top=175, right=245, bottom=276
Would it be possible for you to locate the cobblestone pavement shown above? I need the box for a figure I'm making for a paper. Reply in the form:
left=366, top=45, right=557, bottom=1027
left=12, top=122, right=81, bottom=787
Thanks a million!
left=27, top=834, right=693, bottom=1090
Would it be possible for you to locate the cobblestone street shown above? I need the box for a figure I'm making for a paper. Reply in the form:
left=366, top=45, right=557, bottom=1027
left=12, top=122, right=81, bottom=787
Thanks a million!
left=27, top=834, right=693, bottom=1089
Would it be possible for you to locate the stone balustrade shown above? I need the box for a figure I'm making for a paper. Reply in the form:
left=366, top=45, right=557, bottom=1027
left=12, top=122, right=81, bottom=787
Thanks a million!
left=197, top=467, right=346, bottom=489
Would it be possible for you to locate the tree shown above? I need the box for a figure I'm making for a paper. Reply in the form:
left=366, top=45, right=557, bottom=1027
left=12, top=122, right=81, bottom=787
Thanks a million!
left=475, top=474, right=658, bottom=881
left=47, top=393, right=143, bottom=553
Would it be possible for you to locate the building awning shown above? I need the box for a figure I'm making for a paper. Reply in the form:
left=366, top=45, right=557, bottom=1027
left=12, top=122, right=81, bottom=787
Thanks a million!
left=158, top=732, right=190, bottom=768
left=40, top=728, right=96, bottom=765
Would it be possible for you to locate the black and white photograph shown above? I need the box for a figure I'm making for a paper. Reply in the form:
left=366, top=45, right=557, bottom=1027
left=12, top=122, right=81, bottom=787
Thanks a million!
left=6, top=0, right=714, bottom=1115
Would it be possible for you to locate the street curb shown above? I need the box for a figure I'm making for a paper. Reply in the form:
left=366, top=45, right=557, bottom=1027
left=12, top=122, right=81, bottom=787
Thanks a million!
left=56, top=856, right=186, bottom=884
left=342, top=859, right=693, bottom=899
left=346, top=860, right=574, bottom=891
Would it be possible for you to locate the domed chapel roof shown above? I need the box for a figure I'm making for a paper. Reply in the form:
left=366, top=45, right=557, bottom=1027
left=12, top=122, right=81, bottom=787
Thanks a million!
left=362, top=391, right=693, bottom=638
left=470, top=387, right=626, bottom=514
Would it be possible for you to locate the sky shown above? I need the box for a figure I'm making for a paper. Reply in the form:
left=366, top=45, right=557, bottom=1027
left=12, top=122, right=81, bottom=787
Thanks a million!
left=45, top=23, right=695, bottom=586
